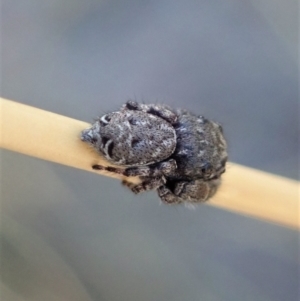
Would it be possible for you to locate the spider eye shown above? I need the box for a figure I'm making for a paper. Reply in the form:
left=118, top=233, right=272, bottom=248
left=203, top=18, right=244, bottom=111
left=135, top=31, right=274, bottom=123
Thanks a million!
left=131, top=138, right=140, bottom=147
left=105, top=115, right=111, bottom=122
left=128, top=117, right=138, bottom=125
left=100, top=114, right=111, bottom=126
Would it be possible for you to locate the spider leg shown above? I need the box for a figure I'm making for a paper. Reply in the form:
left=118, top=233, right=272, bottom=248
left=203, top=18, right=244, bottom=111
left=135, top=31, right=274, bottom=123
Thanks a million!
left=92, top=164, right=125, bottom=174
left=123, top=159, right=177, bottom=177
left=93, top=161, right=177, bottom=196
left=124, top=100, right=178, bottom=124
left=92, top=159, right=176, bottom=177
left=157, top=186, right=183, bottom=204
left=92, top=164, right=157, bottom=177
left=175, top=179, right=221, bottom=202
left=157, top=178, right=221, bottom=204
left=174, top=180, right=210, bottom=202
left=122, top=176, right=166, bottom=194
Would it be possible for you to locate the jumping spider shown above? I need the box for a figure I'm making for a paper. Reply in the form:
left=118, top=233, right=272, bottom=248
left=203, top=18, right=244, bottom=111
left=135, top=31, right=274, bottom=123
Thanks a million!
left=81, top=101, right=227, bottom=204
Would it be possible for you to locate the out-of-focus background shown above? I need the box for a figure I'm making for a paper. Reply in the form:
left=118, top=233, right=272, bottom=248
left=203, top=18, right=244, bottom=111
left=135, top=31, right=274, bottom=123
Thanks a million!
left=1, top=1, right=299, bottom=300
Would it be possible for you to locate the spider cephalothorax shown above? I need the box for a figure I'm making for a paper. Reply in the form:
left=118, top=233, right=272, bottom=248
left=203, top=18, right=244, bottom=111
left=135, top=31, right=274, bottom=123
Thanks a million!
left=81, top=100, right=227, bottom=204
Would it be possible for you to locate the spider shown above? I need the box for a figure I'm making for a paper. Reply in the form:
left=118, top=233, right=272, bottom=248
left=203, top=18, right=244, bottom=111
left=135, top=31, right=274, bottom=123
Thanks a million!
left=81, top=100, right=227, bottom=204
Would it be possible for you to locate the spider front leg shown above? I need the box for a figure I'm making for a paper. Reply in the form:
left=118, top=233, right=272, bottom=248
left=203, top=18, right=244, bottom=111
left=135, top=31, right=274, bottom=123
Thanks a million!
left=92, top=159, right=176, bottom=177
left=92, top=164, right=125, bottom=174
left=122, top=159, right=177, bottom=194
left=124, top=100, right=178, bottom=124
left=122, top=176, right=166, bottom=194
left=92, top=164, right=165, bottom=194
left=93, top=160, right=177, bottom=195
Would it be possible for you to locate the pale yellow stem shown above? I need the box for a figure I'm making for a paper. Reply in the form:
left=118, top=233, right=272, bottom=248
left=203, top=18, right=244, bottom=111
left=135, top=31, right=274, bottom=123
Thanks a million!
left=1, top=97, right=299, bottom=229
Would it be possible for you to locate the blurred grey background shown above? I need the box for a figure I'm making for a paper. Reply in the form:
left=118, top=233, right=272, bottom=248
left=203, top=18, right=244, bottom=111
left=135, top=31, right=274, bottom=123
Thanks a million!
left=1, top=1, right=299, bottom=301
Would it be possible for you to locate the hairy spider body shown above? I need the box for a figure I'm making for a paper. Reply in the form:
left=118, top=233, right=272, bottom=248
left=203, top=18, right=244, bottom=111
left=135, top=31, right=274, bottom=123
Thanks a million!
left=81, top=101, right=227, bottom=204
